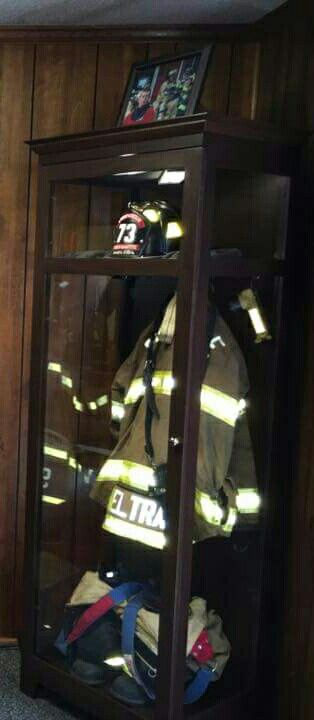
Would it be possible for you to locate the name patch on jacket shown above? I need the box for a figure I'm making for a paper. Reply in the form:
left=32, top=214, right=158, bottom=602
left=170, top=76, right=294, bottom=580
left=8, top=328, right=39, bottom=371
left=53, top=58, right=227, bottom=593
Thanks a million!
left=107, top=485, right=166, bottom=531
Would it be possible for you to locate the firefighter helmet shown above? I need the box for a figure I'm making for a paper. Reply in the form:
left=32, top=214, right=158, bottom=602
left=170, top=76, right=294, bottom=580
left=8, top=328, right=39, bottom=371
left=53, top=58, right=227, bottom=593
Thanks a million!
left=112, top=200, right=183, bottom=257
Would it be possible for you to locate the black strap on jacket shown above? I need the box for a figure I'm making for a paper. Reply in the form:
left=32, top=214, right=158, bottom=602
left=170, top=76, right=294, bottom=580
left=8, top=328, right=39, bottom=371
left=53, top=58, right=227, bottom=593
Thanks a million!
left=144, top=336, right=160, bottom=463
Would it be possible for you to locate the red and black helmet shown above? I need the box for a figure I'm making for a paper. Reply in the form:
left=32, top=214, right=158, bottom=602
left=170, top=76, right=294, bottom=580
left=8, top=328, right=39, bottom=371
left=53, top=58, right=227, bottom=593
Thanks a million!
left=112, top=201, right=183, bottom=257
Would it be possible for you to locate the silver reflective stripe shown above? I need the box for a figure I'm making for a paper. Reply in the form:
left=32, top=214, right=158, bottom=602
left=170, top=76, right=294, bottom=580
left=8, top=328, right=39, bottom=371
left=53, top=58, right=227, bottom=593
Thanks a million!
left=104, top=485, right=166, bottom=549
left=236, top=488, right=260, bottom=514
left=103, top=514, right=166, bottom=549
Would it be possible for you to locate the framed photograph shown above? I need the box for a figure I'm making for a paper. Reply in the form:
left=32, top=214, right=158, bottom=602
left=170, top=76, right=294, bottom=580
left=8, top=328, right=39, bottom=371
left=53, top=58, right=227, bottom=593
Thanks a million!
left=117, top=46, right=213, bottom=127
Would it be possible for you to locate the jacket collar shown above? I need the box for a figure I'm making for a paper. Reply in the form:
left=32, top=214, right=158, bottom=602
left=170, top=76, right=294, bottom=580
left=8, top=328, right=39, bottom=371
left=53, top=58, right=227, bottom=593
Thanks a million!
left=156, top=295, right=176, bottom=345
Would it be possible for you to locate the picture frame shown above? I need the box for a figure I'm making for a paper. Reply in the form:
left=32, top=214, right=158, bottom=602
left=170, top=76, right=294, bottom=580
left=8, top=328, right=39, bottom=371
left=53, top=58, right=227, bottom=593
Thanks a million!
left=116, top=46, right=213, bottom=127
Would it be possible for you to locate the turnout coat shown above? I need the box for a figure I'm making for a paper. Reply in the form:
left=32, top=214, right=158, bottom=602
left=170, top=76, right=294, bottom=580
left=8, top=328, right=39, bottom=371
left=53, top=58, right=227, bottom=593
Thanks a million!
left=91, top=297, right=260, bottom=549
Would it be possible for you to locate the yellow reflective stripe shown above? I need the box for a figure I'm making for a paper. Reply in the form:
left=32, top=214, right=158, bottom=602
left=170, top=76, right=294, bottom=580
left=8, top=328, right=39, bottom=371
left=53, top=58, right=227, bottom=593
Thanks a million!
left=200, top=386, right=241, bottom=427
left=48, top=362, right=108, bottom=412
left=111, top=401, right=125, bottom=421
left=97, top=459, right=155, bottom=492
left=195, top=489, right=237, bottom=534
left=152, top=371, right=176, bottom=395
left=104, top=656, right=125, bottom=668
left=97, top=394, right=108, bottom=407
left=87, top=395, right=109, bottom=411
left=73, top=396, right=84, bottom=412
left=195, top=489, right=223, bottom=526
left=142, top=207, right=160, bottom=222
left=103, top=514, right=166, bottom=549
left=165, top=220, right=183, bottom=240
left=124, top=378, right=145, bottom=405
left=48, top=363, right=74, bottom=390
left=42, top=495, right=66, bottom=505
left=236, top=489, right=260, bottom=514
left=248, top=307, right=267, bottom=336
left=124, top=373, right=243, bottom=426
left=48, top=362, right=62, bottom=374
left=61, top=374, right=73, bottom=389
left=43, top=445, right=68, bottom=461
left=224, top=508, right=237, bottom=533
left=125, top=372, right=175, bottom=404
left=68, top=456, right=82, bottom=472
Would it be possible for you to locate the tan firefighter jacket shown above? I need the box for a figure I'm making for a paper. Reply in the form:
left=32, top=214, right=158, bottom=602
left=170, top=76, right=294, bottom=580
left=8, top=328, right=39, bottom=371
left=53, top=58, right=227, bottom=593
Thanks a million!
left=90, top=296, right=260, bottom=549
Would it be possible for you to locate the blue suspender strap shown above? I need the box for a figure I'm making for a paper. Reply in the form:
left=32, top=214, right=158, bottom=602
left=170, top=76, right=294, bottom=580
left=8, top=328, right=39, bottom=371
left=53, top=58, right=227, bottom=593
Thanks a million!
left=110, top=583, right=143, bottom=606
left=121, top=594, right=215, bottom=704
left=122, top=592, right=155, bottom=701
left=66, top=581, right=143, bottom=645
left=183, top=666, right=215, bottom=704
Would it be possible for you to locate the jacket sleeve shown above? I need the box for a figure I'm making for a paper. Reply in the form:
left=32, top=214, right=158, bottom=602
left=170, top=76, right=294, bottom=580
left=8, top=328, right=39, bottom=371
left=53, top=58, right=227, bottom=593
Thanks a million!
left=110, top=322, right=154, bottom=437
left=226, top=413, right=260, bottom=524
left=196, top=314, right=251, bottom=535
left=90, top=322, right=154, bottom=507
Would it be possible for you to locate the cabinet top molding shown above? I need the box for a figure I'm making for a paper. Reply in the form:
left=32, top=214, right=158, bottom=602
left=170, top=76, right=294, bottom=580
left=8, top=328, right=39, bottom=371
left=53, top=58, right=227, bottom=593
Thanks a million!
left=27, top=112, right=304, bottom=158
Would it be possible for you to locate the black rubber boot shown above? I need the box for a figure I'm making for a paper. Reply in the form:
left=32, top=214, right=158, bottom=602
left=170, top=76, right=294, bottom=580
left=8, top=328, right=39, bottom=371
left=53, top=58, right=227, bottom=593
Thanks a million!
left=110, top=674, right=148, bottom=705
left=71, top=659, right=108, bottom=686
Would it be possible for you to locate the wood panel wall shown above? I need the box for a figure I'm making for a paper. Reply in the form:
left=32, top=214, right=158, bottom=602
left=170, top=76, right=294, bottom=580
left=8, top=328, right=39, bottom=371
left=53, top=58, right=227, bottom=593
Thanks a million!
left=0, top=8, right=313, bottom=719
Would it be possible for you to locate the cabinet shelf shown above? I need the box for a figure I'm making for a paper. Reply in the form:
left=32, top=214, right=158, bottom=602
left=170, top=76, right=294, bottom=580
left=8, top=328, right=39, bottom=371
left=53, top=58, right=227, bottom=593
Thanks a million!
left=43, top=256, right=285, bottom=278
left=26, top=653, right=252, bottom=720
left=43, top=256, right=179, bottom=277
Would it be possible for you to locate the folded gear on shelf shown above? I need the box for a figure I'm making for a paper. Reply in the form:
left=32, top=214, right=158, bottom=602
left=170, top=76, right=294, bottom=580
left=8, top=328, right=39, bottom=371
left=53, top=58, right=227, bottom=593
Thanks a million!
left=55, top=570, right=231, bottom=705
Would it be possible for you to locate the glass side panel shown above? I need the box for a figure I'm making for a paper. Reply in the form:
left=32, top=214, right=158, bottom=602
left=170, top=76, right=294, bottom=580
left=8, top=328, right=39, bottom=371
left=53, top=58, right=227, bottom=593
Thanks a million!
left=36, top=272, right=177, bottom=712
left=183, top=274, right=278, bottom=715
left=48, top=168, right=186, bottom=258
left=213, top=170, right=290, bottom=259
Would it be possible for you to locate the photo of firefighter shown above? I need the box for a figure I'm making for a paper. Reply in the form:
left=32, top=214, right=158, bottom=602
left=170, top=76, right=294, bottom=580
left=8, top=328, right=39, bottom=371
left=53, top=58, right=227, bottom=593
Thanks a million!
left=120, top=52, right=205, bottom=127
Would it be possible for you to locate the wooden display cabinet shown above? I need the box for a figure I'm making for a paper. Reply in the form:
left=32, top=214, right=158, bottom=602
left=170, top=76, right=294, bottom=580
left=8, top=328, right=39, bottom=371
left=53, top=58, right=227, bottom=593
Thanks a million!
left=21, top=114, right=303, bottom=720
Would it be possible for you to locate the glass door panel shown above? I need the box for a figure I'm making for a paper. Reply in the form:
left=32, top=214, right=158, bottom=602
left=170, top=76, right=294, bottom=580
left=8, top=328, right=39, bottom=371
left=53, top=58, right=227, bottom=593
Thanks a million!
left=181, top=273, right=279, bottom=715
left=36, top=270, right=178, bottom=711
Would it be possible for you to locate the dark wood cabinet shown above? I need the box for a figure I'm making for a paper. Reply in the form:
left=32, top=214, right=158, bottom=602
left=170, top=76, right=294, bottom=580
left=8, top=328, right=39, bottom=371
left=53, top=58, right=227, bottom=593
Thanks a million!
left=20, top=113, right=303, bottom=720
